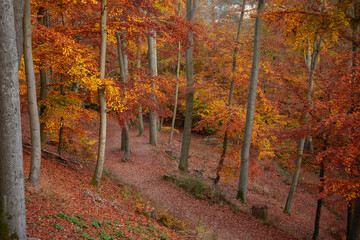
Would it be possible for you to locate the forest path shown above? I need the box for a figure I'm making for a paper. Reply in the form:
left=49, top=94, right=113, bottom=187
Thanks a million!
left=104, top=118, right=296, bottom=240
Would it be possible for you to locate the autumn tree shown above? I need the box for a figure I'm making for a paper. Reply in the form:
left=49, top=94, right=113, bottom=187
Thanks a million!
left=0, top=0, right=27, bottom=238
left=24, top=0, right=41, bottom=187
left=237, top=0, right=265, bottom=202
left=91, top=0, right=108, bottom=187
left=179, top=0, right=197, bottom=171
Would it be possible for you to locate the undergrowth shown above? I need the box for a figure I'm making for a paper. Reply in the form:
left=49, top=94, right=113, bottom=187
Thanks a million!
left=163, top=174, right=229, bottom=205
left=44, top=213, right=171, bottom=240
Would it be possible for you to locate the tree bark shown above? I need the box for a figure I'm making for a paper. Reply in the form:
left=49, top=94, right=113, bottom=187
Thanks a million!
left=148, top=29, right=158, bottom=146
left=116, top=32, right=131, bottom=161
left=0, top=0, right=27, bottom=239
left=57, top=75, right=65, bottom=156
left=179, top=0, right=197, bottom=171
left=136, top=46, right=145, bottom=136
left=284, top=40, right=322, bottom=213
left=24, top=0, right=42, bottom=187
left=91, top=0, right=107, bottom=188
left=215, top=0, right=246, bottom=184
left=169, top=3, right=182, bottom=145
left=38, top=7, right=50, bottom=150
left=236, top=0, right=265, bottom=202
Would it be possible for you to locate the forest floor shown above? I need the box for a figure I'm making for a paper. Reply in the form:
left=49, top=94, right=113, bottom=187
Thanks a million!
left=22, top=114, right=346, bottom=240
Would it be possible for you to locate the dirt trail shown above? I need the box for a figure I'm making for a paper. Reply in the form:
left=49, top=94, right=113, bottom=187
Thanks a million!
left=104, top=119, right=296, bottom=240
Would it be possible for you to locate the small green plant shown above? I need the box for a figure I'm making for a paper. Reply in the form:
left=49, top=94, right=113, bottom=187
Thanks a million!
left=98, top=229, right=113, bottom=240
left=51, top=224, right=63, bottom=231
left=74, top=227, right=82, bottom=233
left=115, top=230, right=124, bottom=237
left=81, top=233, right=95, bottom=240
left=57, top=212, right=68, bottom=220
left=25, top=197, right=31, bottom=202
left=91, top=219, right=101, bottom=228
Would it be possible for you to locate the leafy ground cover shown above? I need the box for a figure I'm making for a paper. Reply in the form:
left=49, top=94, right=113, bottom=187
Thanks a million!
left=22, top=114, right=346, bottom=240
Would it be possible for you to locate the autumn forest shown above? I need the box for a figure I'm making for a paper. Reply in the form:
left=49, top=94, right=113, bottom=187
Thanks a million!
left=0, top=0, right=359, bottom=239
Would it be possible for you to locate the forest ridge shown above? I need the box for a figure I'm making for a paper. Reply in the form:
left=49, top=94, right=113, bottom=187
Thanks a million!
left=0, top=0, right=359, bottom=239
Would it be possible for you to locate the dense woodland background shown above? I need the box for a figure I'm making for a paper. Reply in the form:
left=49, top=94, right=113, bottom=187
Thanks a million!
left=0, top=0, right=359, bottom=239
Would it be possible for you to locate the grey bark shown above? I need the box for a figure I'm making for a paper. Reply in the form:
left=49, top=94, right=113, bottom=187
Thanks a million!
left=136, top=46, right=145, bottom=136
left=284, top=40, right=322, bottom=214
left=116, top=32, right=131, bottom=161
left=169, top=39, right=180, bottom=145
left=38, top=7, right=49, bottom=149
left=236, top=0, right=265, bottom=202
left=57, top=75, right=65, bottom=156
left=24, top=0, right=42, bottom=187
left=91, top=0, right=107, bottom=188
left=0, top=0, right=27, bottom=239
left=169, top=2, right=182, bottom=145
left=178, top=0, right=197, bottom=171
left=148, top=29, right=158, bottom=146
left=215, top=0, right=246, bottom=184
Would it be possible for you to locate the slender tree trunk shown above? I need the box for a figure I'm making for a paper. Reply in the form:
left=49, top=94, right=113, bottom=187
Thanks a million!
left=148, top=29, right=158, bottom=146
left=312, top=161, right=325, bottom=240
left=169, top=83, right=179, bottom=144
left=116, top=32, right=131, bottom=162
left=136, top=46, right=145, bottom=136
left=91, top=0, right=107, bottom=188
left=0, top=0, right=27, bottom=238
left=38, top=7, right=49, bottom=150
left=57, top=75, right=65, bottom=156
left=179, top=0, right=197, bottom=171
left=169, top=59, right=179, bottom=145
left=236, top=0, right=265, bottom=202
left=24, top=0, right=42, bottom=187
left=284, top=40, right=322, bottom=213
left=169, top=2, right=182, bottom=144
left=215, top=0, right=246, bottom=184
left=138, top=105, right=145, bottom=136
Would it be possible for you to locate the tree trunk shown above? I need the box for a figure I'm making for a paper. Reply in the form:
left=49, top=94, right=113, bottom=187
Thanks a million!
left=179, top=0, right=197, bottom=171
left=57, top=75, right=65, bottom=156
left=312, top=161, right=325, bottom=240
left=138, top=105, right=145, bottom=136
left=236, top=0, right=265, bottom=202
left=0, top=0, right=27, bottom=239
left=284, top=40, right=322, bottom=213
left=215, top=0, right=246, bottom=184
left=116, top=32, right=131, bottom=162
left=169, top=2, right=182, bottom=145
left=136, top=46, right=145, bottom=136
left=148, top=29, right=158, bottom=146
left=38, top=7, right=50, bottom=150
left=91, top=0, right=107, bottom=188
left=24, top=0, right=42, bottom=187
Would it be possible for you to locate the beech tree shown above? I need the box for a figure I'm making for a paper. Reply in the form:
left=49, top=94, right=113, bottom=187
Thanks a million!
left=148, top=28, right=158, bottom=146
left=91, top=0, right=108, bottom=187
left=236, top=0, right=265, bottom=202
left=179, top=0, right=197, bottom=171
left=24, top=0, right=41, bottom=187
left=116, top=32, right=131, bottom=162
left=0, top=0, right=27, bottom=238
